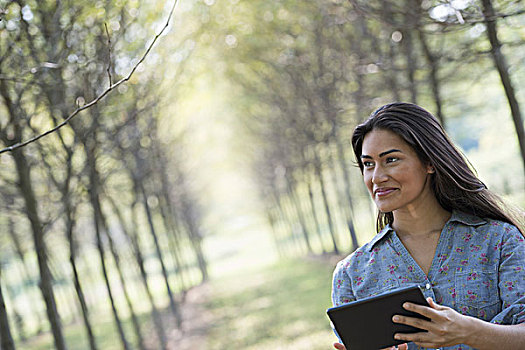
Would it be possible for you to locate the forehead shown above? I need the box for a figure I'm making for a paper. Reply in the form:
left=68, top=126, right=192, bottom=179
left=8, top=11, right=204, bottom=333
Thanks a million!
left=362, top=129, right=410, bottom=154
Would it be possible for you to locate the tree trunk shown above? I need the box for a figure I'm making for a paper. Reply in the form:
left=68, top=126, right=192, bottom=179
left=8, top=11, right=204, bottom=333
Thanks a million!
left=306, top=174, right=327, bottom=254
left=381, top=0, right=402, bottom=102
left=403, top=27, right=417, bottom=104
left=6, top=217, right=37, bottom=337
left=152, top=142, right=188, bottom=291
left=401, top=4, right=418, bottom=104
left=265, top=205, right=285, bottom=258
left=285, top=175, right=313, bottom=254
left=184, top=219, right=209, bottom=284
left=387, top=43, right=401, bottom=101
left=0, top=267, right=16, bottom=350
left=69, top=245, right=98, bottom=350
left=7, top=266, right=27, bottom=342
left=418, top=28, right=444, bottom=127
left=414, top=0, right=445, bottom=127
left=271, top=189, right=295, bottom=255
left=0, top=78, right=67, bottom=350
left=156, top=194, right=187, bottom=292
left=63, top=188, right=98, bottom=350
left=11, top=149, right=67, bottom=350
left=332, top=140, right=359, bottom=252
left=176, top=189, right=210, bottom=284
left=349, top=15, right=368, bottom=116
left=85, top=142, right=130, bottom=350
left=138, top=182, right=182, bottom=327
left=107, top=195, right=168, bottom=350
left=481, top=0, right=525, bottom=178
left=312, top=153, right=340, bottom=254
left=280, top=191, right=305, bottom=254
left=99, top=213, right=145, bottom=350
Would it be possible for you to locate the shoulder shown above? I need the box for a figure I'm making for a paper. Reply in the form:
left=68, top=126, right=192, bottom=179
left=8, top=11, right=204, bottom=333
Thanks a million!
left=450, top=211, right=521, bottom=237
left=333, top=228, right=391, bottom=275
left=483, top=218, right=523, bottom=239
left=333, top=249, right=359, bottom=277
left=449, top=211, right=523, bottom=252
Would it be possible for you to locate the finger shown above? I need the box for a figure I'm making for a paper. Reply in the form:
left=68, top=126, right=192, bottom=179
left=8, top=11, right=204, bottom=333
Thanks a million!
left=402, top=301, right=444, bottom=319
left=394, top=331, right=432, bottom=344
left=333, top=342, right=346, bottom=350
left=392, top=314, right=433, bottom=331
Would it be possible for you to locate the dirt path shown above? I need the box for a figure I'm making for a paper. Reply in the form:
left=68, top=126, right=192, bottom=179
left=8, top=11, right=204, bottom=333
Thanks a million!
left=172, top=283, right=212, bottom=349
left=144, top=283, right=212, bottom=350
left=148, top=255, right=341, bottom=349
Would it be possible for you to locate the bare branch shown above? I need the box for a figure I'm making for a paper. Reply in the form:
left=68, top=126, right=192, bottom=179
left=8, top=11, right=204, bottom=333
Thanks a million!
left=0, top=0, right=179, bottom=155
left=105, top=22, right=113, bottom=87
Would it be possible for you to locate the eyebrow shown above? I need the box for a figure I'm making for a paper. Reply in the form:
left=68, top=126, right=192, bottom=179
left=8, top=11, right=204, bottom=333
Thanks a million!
left=360, top=149, right=402, bottom=159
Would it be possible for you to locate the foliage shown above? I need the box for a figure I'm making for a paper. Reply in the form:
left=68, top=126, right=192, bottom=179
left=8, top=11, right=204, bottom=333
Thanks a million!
left=0, top=0, right=208, bottom=348
left=189, top=0, right=525, bottom=258
left=0, top=0, right=524, bottom=348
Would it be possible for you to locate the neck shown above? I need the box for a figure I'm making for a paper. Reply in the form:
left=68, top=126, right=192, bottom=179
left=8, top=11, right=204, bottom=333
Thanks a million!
left=392, top=198, right=451, bottom=238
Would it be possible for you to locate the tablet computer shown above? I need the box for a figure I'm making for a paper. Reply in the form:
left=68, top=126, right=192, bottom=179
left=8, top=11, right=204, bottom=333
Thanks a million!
left=327, top=285, right=430, bottom=350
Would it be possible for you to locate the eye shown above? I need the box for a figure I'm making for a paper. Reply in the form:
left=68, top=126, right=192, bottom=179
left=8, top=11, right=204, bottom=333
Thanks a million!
left=363, top=160, right=374, bottom=168
left=386, top=157, right=399, bottom=164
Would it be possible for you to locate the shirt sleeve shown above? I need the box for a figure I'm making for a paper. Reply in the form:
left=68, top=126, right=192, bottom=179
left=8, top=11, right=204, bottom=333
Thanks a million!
left=490, top=225, right=525, bottom=325
left=331, top=259, right=356, bottom=343
left=331, top=259, right=356, bottom=307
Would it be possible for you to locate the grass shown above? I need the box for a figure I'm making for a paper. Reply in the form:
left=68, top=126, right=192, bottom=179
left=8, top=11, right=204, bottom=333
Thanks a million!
left=202, top=256, right=340, bottom=349
left=19, top=309, right=155, bottom=350
left=16, top=256, right=341, bottom=350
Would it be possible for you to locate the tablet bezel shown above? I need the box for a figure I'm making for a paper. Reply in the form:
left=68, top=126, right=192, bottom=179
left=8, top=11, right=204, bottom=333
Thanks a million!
left=327, top=285, right=430, bottom=350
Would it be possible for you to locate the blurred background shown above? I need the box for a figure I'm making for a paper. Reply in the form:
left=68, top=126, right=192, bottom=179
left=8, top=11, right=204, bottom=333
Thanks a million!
left=0, top=0, right=524, bottom=349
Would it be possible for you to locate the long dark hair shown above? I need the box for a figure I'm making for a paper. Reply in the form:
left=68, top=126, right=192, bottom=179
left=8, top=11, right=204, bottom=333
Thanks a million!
left=351, top=102, right=524, bottom=235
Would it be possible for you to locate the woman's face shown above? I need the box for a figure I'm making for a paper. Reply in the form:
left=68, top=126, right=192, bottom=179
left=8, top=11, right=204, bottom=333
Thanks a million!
left=361, top=128, right=434, bottom=213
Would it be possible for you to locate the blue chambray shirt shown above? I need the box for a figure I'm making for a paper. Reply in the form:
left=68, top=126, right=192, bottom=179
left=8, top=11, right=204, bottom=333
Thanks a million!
left=331, top=211, right=525, bottom=350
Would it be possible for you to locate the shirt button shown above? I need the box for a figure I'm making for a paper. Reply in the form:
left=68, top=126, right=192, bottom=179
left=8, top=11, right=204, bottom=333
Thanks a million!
left=425, top=283, right=431, bottom=290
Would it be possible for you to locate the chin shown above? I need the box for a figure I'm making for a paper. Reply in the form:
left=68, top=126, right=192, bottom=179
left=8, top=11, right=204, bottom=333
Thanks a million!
left=374, top=201, right=397, bottom=213
left=377, top=207, right=396, bottom=214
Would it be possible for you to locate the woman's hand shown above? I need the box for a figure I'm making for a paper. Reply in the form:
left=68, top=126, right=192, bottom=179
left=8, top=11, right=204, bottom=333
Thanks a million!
left=392, top=297, right=472, bottom=348
left=333, top=342, right=408, bottom=349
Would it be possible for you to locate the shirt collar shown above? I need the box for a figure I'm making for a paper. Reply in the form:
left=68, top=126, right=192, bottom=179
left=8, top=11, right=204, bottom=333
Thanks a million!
left=368, top=225, right=394, bottom=251
left=447, top=210, right=487, bottom=226
left=367, top=210, right=486, bottom=251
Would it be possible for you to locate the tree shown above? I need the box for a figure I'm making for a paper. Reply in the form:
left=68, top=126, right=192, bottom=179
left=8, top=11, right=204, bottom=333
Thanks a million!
left=0, top=263, right=16, bottom=350
left=481, top=0, right=525, bottom=177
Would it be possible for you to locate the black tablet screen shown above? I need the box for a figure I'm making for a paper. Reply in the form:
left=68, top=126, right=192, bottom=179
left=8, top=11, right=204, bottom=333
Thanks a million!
left=327, top=285, right=430, bottom=350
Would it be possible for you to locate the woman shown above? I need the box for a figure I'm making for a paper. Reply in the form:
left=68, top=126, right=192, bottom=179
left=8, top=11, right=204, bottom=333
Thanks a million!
left=331, top=103, right=525, bottom=350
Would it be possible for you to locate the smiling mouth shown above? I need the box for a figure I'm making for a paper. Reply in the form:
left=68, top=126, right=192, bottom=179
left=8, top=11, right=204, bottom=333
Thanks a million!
left=374, top=188, right=397, bottom=197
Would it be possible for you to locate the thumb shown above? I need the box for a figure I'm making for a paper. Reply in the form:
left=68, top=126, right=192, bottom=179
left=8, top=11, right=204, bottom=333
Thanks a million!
left=333, top=342, right=346, bottom=350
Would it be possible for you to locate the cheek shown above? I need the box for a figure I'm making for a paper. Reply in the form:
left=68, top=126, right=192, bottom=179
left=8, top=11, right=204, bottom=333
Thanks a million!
left=363, top=173, right=373, bottom=192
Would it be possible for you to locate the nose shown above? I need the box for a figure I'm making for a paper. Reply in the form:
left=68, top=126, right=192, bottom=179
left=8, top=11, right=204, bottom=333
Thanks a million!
left=371, top=164, right=388, bottom=184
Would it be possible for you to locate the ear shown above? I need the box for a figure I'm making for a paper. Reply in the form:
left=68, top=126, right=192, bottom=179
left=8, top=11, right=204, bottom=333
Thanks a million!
left=427, top=164, right=435, bottom=174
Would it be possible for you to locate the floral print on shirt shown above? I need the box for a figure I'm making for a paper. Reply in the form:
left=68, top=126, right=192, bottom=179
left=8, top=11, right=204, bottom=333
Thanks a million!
left=331, top=211, right=525, bottom=350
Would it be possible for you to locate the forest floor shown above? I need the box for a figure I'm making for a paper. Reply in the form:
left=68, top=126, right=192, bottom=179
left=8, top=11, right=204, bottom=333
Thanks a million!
left=165, top=282, right=213, bottom=349
left=20, top=255, right=342, bottom=349
left=167, top=255, right=342, bottom=350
